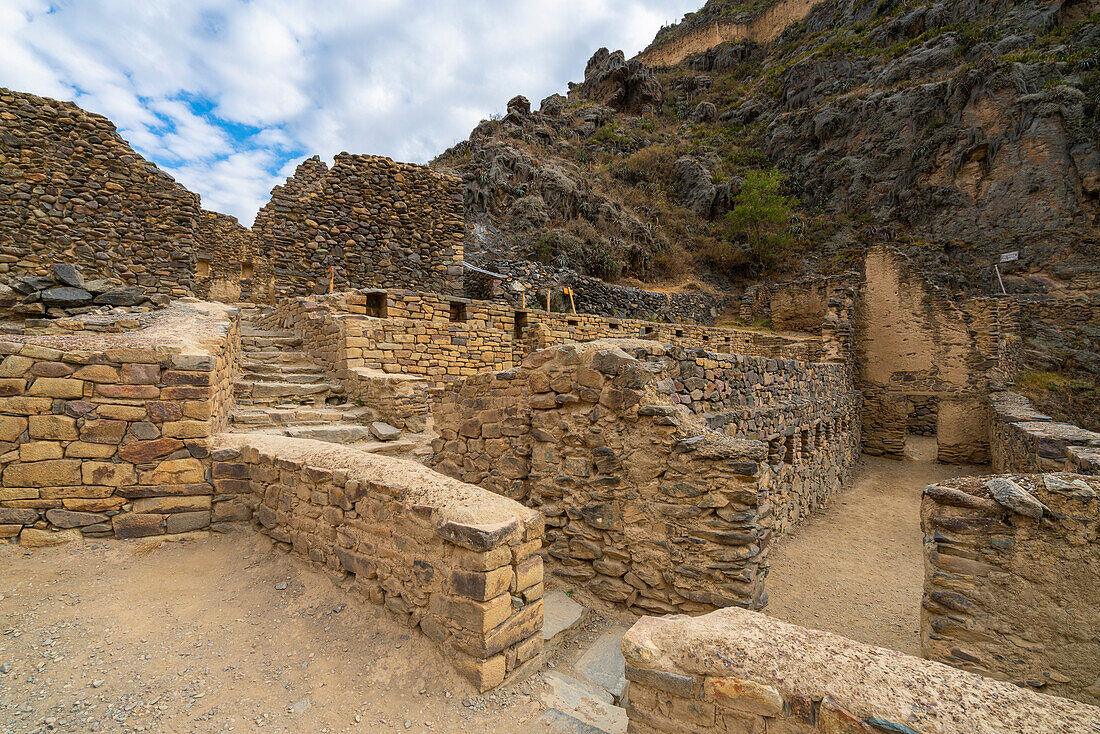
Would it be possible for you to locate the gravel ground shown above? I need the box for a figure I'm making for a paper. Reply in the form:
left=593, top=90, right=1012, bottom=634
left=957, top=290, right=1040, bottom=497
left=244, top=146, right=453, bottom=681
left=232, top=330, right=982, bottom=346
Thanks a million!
left=765, top=437, right=985, bottom=655
left=0, top=530, right=549, bottom=734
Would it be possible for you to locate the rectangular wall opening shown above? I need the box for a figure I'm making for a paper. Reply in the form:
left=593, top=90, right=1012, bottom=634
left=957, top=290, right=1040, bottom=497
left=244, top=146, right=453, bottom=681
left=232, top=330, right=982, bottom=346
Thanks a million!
left=514, top=311, right=527, bottom=338
left=241, top=261, right=254, bottom=279
left=449, top=301, right=467, bottom=322
left=365, top=292, right=388, bottom=318
left=196, top=257, right=211, bottom=279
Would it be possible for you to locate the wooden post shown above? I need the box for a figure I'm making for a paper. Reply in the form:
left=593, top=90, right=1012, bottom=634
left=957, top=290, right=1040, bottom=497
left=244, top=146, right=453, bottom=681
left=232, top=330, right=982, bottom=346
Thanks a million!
left=546, top=288, right=551, bottom=313
left=566, top=287, right=576, bottom=314
left=327, top=266, right=335, bottom=294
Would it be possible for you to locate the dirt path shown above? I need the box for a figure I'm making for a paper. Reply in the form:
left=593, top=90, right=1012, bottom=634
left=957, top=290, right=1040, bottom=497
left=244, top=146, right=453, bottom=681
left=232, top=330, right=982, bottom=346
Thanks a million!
left=0, top=531, right=546, bottom=733
left=763, top=437, right=986, bottom=656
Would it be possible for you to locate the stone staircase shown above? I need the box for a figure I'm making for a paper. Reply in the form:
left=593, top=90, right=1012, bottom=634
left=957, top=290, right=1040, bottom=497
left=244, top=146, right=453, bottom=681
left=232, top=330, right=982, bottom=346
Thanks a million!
left=229, top=308, right=429, bottom=458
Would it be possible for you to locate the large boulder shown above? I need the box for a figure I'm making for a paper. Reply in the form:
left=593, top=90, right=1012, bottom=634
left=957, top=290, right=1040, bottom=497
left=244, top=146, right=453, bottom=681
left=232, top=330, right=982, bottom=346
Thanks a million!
left=50, top=262, right=84, bottom=288
left=40, top=286, right=93, bottom=307
left=94, top=286, right=147, bottom=307
left=572, top=48, right=663, bottom=115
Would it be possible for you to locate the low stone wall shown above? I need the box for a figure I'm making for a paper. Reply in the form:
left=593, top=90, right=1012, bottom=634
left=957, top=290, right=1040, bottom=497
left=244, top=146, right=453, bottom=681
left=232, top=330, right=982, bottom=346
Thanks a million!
left=465, top=257, right=740, bottom=325
left=522, top=310, right=822, bottom=363
left=0, top=302, right=240, bottom=544
left=921, top=473, right=1100, bottom=705
left=433, top=340, right=860, bottom=613
left=990, top=391, right=1100, bottom=474
left=261, top=288, right=820, bottom=385
left=212, top=433, right=544, bottom=691
left=622, top=607, right=1099, bottom=734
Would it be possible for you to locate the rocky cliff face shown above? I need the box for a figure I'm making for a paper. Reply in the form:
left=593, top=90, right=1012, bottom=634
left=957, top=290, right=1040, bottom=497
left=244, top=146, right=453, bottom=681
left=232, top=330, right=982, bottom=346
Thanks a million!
left=434, top=0, right=1098, bottom=295
left=433, top=0, right=1099, bottom=427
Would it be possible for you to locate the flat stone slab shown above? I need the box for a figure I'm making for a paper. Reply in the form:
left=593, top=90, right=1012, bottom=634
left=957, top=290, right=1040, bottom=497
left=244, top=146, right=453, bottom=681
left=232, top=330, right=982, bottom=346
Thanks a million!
left=537, top=672, right=626, bottom=734
left=574, top=628, right=628, bottom=700
left=285, top=424, right=373, bottom=444
left=543, top=590, right=585, bottom=641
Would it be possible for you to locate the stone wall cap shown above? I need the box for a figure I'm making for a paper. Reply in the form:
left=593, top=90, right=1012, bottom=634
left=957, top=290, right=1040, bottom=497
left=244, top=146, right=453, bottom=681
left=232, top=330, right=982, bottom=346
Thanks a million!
left=623, top=607, right=1100, bottom=733
left=213, top=433, right=537, bottom=530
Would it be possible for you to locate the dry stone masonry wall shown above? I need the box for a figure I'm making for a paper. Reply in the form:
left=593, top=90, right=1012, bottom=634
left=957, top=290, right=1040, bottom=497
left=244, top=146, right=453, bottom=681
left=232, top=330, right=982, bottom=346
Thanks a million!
left=0, top=88, right=201, bottom=298
left=253, top=154, right=465, bottom=298
left=212, top=433, right=544, bottom=691
left=433, top=340, right=860, bottom=614
left=194, top=212, right=273, bottom=304
left=921, top=473, right=1100, bottom=705
left=990, top=391, right=1100, bottom=475
left=0, top=302, right=240, bottom=544
left=621, top=607, right=1100, bottom=734
left=465, top=257, right=740, bottom=325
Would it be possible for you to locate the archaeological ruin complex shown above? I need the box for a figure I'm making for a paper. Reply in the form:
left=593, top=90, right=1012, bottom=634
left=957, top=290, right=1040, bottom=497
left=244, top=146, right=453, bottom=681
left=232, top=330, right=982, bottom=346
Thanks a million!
left=1, top=86, right=1098, bottom=732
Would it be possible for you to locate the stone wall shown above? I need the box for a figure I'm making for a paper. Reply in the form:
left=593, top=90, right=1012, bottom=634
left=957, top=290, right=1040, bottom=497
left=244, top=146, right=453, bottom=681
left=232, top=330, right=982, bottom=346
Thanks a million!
left=253, top=154, right=465, bottom=298
left=921, top=473, right=1100, bottom=705
left=521, top=310, right=823, bottom=363
left=857, top=246, right=991, bottom=463
left=621, top=607, right=1099, bottom=734
left=464, top=257, right=740, bottom=325
left=0, top=302, right=240, bottom=544
left=261, top=288, right=821, bottom=385
left=738, top=273, right=857, bottom=333
left=194, top=212, right=273, bottom=304
left=432, top=340, right=860, bottom=614
left=212, top=433, right=544, bottom=691
left=0, top=88, right=201, bottom=298
left=989, top=391, right=1100, bottom=475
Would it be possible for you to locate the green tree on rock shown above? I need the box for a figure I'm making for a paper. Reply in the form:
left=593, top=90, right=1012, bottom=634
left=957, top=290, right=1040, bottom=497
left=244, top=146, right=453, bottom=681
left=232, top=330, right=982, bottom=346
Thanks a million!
left=726, top=168, right=798, bottom=270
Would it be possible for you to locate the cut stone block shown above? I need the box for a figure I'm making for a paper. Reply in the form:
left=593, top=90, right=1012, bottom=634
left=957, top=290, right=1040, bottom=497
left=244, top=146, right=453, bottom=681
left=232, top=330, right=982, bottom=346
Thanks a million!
left=543, top=590, right=585, bottom=641
left=574, top=628, right=628, bottom=700
left=537, top=672, right=626, bottom=733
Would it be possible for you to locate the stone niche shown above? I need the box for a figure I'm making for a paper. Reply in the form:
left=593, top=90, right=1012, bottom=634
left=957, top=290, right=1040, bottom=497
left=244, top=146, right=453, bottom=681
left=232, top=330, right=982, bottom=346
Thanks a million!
left=921, top=473, right=1100, bottom=705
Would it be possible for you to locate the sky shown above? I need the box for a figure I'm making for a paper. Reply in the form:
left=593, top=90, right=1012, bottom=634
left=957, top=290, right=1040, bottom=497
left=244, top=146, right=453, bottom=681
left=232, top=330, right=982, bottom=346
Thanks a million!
left=1, top=0, right=701, bottom=225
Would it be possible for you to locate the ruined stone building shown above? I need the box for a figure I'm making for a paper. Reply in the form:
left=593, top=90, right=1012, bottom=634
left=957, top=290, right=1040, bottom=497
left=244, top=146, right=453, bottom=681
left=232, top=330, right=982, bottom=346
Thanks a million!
left=1, top=87, right=1097, bottom=733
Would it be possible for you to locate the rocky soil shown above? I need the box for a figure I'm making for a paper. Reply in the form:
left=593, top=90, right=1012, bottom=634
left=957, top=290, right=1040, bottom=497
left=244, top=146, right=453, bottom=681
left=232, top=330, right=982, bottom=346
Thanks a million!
left=764, top=436, right=984, bottom=656
left=0, top=531, right=552, bottom=734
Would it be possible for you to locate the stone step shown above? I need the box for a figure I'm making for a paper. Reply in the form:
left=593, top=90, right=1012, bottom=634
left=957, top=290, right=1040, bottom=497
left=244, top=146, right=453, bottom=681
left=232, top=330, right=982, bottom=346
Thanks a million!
left=239, top=361, right=325, bottom=376
left=233, top=380, right=343, bottom=402
left=573, top=629, right=629, bottom=701
left=241, top=335, right=303, bottom=348
left=284, top=423, right=375, bottom=444
left=536, top=673, right=627, bottom=734
left=241, top=372, right=328, bottom=385
left=231, top=425, right=427, bottom=455
left=241, top=327, right=296, bottom=338
left=241, top=348, right=313, bottom=361
left=543, top=590, right=586, bottom=642
left=230, top=406, right=355, bottom=426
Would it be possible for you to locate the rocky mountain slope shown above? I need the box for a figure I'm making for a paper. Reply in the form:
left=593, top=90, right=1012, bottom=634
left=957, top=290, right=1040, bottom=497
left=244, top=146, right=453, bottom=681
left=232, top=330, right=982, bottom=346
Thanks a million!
left=434, top=0, right=1097, bottom=293
left=433, top=0, right=1099, bottom=428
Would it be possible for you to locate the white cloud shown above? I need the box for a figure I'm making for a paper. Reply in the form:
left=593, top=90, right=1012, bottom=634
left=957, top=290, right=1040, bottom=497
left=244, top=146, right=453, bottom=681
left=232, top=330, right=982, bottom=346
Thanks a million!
left=0, top=0, right=700, bottom=225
